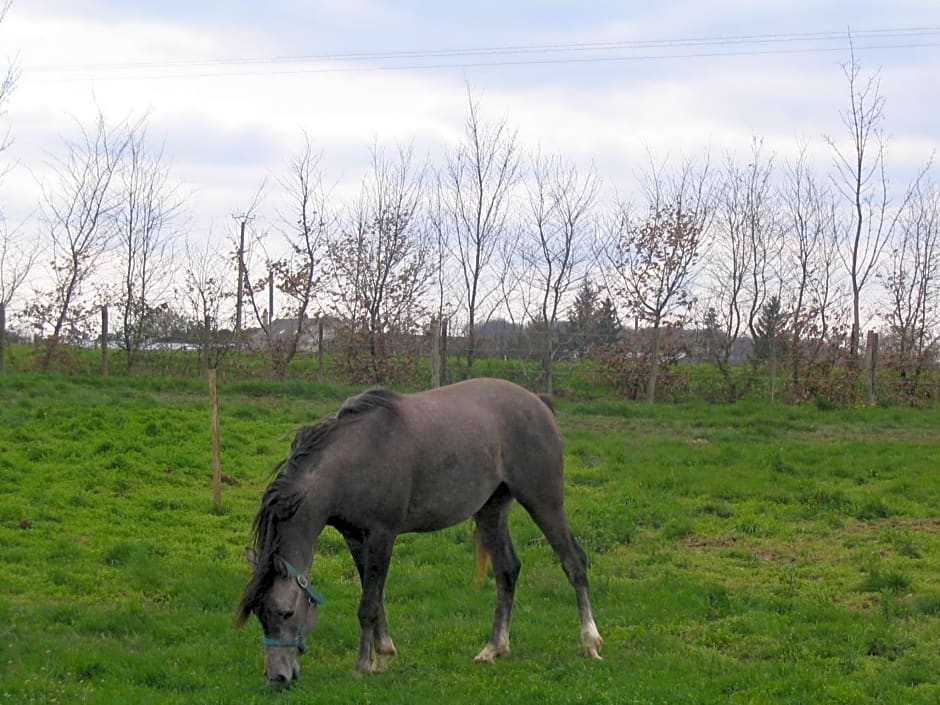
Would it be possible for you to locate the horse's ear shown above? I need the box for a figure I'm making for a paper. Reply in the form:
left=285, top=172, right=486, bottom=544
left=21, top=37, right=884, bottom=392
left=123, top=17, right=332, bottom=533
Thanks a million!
left=245, top=547, right=258, bottom=570
left=272, top=555, right=287, bottom=576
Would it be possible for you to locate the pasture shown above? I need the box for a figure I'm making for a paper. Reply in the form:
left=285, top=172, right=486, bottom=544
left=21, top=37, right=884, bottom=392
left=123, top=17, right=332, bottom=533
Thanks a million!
left=1, top=374, right=939, bottom=704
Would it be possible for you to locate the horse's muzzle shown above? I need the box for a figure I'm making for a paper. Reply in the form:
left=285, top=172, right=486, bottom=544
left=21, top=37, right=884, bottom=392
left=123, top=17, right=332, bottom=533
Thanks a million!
left=267, top=673, right=294, bottom=689
left=265, top=656, right=300, bottom=687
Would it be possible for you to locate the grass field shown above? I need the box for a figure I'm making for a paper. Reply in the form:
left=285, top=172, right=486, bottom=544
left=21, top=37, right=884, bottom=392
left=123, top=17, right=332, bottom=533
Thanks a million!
left=1, top=374, right=939, bottom=704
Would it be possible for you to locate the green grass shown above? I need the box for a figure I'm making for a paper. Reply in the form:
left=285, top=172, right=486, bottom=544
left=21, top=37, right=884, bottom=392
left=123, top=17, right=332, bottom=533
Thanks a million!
left=1, top=374, right=939, bottom=703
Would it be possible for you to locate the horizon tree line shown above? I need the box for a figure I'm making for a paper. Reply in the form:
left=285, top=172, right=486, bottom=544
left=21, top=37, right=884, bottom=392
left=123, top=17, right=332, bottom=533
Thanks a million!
left=1, top=47, right=938, bottom=401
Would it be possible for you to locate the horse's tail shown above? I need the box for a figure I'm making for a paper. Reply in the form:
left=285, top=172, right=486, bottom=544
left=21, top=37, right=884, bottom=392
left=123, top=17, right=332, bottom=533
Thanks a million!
left=474, top=526, right=488, bottom=588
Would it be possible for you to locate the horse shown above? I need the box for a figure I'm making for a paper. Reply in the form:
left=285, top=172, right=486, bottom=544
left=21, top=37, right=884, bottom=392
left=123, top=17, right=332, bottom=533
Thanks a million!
left=237, top=377, right=603, bottom=687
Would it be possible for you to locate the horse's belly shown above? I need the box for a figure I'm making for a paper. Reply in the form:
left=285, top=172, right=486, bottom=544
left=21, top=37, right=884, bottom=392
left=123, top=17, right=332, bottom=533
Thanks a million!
left=402, top=464, right=500, bottom=533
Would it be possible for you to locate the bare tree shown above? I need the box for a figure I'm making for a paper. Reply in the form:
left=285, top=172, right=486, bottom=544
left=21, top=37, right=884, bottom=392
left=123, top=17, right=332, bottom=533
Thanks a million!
left=328, top=143, right=432, bottom=384
left=605, top=154, right=713, bottom=403
left=435, top=89, right=521, bottom=377
left=825, top=40, right=913, bottom=361
left=880, top=177, right=940, bottom=395
left=702, top=140, right=777, bottom=400
left=0, top=218, right=37, bottom=372
left=31, top=110, right=131, bottom=370
left=183, top=232, right=231, bottom=374
left=517, top=151, right=598, bottom=394
left=244, top=134, right=332, bottom=379
left=0, top=0, right=27, bottom=373
left=780, top=146, right=842, bottom=396
left=114, top=119, right=184, bottom=370
left=427, top=182, right=461, bottom=324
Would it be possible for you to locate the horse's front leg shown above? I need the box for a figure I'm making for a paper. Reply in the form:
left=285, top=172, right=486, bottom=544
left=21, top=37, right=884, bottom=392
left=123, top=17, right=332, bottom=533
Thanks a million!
left=355, top=530, right=396, bottom=675
left=370, top=595, right=398, bottom=672
left=341, top=528, right=398, bottom=673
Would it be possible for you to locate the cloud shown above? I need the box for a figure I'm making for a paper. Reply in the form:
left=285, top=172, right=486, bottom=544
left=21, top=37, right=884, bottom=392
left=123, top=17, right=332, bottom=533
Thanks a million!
left=3, top=1, right=938, bottom=239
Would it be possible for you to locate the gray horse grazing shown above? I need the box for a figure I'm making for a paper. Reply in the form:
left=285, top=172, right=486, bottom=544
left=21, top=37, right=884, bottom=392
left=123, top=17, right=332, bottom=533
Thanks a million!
left=237, top=377, right=603, bottom=687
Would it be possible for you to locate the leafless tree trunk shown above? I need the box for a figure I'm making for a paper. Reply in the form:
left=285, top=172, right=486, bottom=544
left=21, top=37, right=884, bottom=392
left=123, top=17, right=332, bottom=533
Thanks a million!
left=825, top=39, right=914, bottom=363
left=33, top=110, right=131, bottom=370
left=435, top=88, right=520, bottom=378
left=115, top=119, right=183, bottom=371
left=517, top=151, right=598, bottom=394
left=328, top=143, right=432, bottom=384
left=605, top=154, right=713, bottom=403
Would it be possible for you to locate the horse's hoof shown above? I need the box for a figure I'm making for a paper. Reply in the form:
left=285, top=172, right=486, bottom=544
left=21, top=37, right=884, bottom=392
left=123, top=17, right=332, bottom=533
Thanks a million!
left=582, top=634, right=604, bottom=660
left=474, top=643, right=510, bottom=663
left=371, top=653, right=396, bottom=673
left=582, top=625, right=604, bottom=660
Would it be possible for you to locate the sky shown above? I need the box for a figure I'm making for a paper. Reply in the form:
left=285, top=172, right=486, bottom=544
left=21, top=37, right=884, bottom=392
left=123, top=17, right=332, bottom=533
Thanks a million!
left=2, top=1, right=940, bottom=298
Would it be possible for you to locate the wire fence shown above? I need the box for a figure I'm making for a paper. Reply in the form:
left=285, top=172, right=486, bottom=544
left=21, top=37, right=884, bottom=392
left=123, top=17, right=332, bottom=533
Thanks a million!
left=3, top=322, right=939, bottom=408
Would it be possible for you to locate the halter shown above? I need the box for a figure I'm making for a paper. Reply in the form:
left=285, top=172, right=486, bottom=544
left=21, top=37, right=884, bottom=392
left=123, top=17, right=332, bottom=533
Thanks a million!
left=261, top=558, right=326, bottom=654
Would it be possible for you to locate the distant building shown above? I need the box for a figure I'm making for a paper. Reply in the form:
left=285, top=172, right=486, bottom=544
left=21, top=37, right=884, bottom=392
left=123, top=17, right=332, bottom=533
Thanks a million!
left=243, top=316, right=339, bottom=352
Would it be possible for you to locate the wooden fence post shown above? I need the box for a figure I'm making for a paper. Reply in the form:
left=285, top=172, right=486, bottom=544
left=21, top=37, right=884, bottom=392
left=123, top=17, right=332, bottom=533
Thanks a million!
left=268, top=271, right=274, bottom=326
left=208, top=368, right=223, bottom=510
left=440, top=317, right=448, bottom=386
left=865, top=330, right=878, bottom=405
left=101, top=305, right=109, bottom=376
left=317, top=319, right=324, bottom=383
left=430, top=317, right=441, bottom=388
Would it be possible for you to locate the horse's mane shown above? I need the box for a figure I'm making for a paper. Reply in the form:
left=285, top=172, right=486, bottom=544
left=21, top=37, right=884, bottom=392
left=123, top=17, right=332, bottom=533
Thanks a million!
left=336, top=388, right=399, bottom=418
left=237, top=388, right=400, bottom=623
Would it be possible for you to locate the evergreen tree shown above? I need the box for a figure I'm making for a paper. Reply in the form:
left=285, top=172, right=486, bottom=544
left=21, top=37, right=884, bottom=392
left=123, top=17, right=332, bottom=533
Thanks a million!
left=595, top=297, right=622, bottom=347
left=566, top=281, right=621, bottom=354
left=566, top=280, right=597, bottom=355
left=753, top=295, right=787, bottom=401
left=569, top=281, right=598, bottom=336
left=753, top=296, right=786, bottom=361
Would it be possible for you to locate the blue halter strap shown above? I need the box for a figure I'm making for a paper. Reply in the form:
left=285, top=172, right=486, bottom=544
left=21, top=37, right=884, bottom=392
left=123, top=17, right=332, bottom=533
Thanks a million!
left=261, top=558, right=326, bottom=654
left=280, top=558, right=327, bottom=606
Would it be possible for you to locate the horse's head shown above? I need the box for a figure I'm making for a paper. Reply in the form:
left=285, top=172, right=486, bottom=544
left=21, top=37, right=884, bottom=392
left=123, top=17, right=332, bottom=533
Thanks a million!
left=241, top=550, right=325, bottom=688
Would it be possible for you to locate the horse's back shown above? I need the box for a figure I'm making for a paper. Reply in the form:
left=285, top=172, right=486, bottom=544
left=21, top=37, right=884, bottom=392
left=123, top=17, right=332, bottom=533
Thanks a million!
left=401, top=379, right=564, bottom=512
left=406, top=378, right=560, bottom=457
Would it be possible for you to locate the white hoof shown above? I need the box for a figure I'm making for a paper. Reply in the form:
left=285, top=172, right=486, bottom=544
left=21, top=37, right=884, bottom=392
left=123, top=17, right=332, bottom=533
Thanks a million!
left=582, top=622, right=604, bottom=660
left=474, top=642, right=510, bottom=663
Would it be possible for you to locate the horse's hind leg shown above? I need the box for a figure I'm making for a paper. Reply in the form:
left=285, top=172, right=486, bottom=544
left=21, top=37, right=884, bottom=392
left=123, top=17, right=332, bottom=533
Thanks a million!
left=520, top=498, right=603, bottom=659
left=473, top=484, right=520, bottom=663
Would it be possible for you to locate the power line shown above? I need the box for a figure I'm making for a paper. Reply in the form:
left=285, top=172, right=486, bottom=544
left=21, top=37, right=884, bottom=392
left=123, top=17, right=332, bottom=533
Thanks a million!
left=28, top=26, right=940, bottom=71
left=25, top=26, right=940, bottom=83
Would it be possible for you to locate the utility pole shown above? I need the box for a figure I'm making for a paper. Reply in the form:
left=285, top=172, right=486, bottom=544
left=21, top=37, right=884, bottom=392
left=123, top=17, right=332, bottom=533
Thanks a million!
left=232, top=214, right=254, bottom=335
left=232, top=184, right=265, bottom=340
left=268, top=270, right=274, bottom=326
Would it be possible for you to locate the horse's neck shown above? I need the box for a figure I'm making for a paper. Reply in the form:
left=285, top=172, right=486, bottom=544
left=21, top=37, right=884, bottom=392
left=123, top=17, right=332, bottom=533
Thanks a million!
left=278, top=500, right=328, bottom=574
